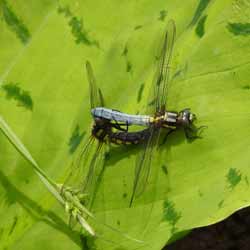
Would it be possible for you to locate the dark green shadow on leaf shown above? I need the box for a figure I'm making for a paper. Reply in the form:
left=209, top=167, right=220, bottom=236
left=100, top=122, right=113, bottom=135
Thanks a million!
left=158, top=10, right=167, bottom=22
left=163, top=199, right=182, bottom=233
left=57, top=5, right=72, bottom=18
left=134, top=25, right=143, bottom=30
left=122, top=44, right=128, bottom=56
left=126, top=61, right=132, bottom=73
left=69, top=17, right=92, bottom=45
left=18, top=90, right=33, bottom=110
left=8, top=215, right=18, bottom=235
left=68, top=125, right=85, bottom=154
left=137, top=83, right=144, bottom=103
left=161, top=164, right=168, bottom=176
left=195, top=15, right=207, bottom=38
left=105, top=144, right=141, bottom=168
left=189, top=0, right=210, bottom=27
left=226, top=168, right=241, bottom=190
left=227, top=22, right=250, bottom=36
left=121, top=44, right=133, bottom=73
left=218, top=200, right=224, bottom=208
left=0, top=0, right=31, bottom=44
left=57, top=4, right=99, bottom=48
left=242, top=84, right=250, bottom=90
left=2, top=83, right=33, bottom=111
left=198, top=190, right=203, bottom=197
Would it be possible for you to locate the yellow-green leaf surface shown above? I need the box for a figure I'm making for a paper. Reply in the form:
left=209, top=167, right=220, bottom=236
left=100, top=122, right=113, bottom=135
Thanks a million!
left=1, top=0, right=250, bottom=250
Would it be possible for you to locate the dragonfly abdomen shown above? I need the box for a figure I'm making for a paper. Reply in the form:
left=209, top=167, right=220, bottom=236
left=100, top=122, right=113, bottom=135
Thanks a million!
left=110, top=129, right=150, bottom=145
left=92, top=107, right=151, bottom=126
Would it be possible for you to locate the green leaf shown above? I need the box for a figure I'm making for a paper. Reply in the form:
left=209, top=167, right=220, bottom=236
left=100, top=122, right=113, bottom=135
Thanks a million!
left=1, top=0, right=250, bottom=250
left=0, top=115, right=99, bottom=236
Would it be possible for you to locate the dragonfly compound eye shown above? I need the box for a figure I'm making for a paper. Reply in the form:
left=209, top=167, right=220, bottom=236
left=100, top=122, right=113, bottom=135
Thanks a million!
left=189, top=113, right=196, bottom=123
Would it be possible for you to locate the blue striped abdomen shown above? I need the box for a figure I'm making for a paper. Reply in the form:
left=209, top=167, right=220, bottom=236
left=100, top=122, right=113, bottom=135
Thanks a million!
left=91, top=107, right=151, bottom=126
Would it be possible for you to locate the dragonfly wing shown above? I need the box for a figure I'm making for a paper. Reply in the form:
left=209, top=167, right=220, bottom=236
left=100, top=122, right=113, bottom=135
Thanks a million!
left=81, top=142, right=106, bottom=209
left=63, top=136, right=106, bottom=214
left=148, top=20, right=176, bottom=113
left=61, top=135, right=96, bottom=231
left=129, top=127, right=161, bottom=206
left=128, top=21, right=176, bottom=208
left=160, top=19, right=176, bottom=110
left=85, top=61, right=105, bottom=109
left=63, top=136, right=95, bottom=189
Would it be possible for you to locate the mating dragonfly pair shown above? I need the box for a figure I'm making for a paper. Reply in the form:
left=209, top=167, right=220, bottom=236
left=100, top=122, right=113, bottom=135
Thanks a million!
left=61, top=20, right=202, bottom=238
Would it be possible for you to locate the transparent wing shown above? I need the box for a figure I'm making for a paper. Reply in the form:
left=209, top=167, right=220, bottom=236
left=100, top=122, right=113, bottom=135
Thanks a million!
left=81, top=142, right=106, bottom=209
left=129, top=127, right=161, bottom=206
left=129, top=21, right=176, bottom=205
left=86, top=61, right=105, bottom=108
left=63, top=138, right=143, bottom=243
left=63, top=136, right=95, bottom=190
left=147, top=19, right=176, bottom=114
left=159, top=19, right=176, bottom=111
left=63, top=136, right=106, bottom=209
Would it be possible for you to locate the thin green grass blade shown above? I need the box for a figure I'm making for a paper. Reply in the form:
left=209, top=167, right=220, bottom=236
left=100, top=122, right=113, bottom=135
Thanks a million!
left=0, top=115, right=63, bottom=202
left=0, top=115, right=97, bottom=236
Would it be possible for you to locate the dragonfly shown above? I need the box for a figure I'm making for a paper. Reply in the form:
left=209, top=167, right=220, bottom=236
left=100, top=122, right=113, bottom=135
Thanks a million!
left=91, top=20, right=203, bottom=205
left=60, top=60, right=149, bottom=241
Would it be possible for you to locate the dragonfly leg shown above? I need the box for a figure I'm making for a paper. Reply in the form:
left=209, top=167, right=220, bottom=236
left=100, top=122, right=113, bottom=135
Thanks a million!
left=125, top=121, right=128, bottom=132
left=110, top=113, right=127, bottom=131
left=184, top=125, right=207, bottom=141
left=196, top=125, right=208, bottom=137
left=160, top=129, right=175, bottom=145
left=112, top=121, right=129, bottom=132
left=121, top=121, right=129, bottom=132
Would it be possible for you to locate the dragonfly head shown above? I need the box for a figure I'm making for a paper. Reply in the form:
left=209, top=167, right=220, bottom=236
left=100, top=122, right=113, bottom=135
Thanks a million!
left=178, top=109, right=196, bottom=127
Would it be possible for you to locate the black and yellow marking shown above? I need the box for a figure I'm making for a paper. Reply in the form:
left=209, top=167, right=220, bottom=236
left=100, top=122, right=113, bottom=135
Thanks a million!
left=163, top=124, right=176, bottom=129
left=96, top=129, right=104, bottom=137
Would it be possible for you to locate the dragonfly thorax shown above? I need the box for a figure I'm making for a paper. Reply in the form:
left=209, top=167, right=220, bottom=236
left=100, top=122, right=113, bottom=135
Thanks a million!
left=150, top=112, right=177, bottom=129
left=92, top=117, right=111, bottom=142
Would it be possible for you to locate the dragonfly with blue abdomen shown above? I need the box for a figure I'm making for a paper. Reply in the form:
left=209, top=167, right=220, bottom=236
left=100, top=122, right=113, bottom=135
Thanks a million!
left=91, top=20, right=204, bottom=205
left=60, top=60, right=150, bottom=241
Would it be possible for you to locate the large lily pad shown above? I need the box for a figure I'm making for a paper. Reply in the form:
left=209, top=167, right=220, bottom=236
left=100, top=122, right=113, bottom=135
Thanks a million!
left=1, top=0, right=250, bottom=249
